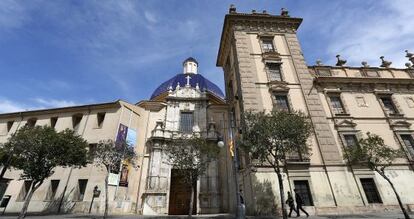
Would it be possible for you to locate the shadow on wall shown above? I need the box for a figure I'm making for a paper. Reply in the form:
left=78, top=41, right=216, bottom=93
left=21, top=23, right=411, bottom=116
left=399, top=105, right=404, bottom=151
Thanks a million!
left=42, top=187, right=76, bottom=214
left=251, top=175, right=278, bottom=216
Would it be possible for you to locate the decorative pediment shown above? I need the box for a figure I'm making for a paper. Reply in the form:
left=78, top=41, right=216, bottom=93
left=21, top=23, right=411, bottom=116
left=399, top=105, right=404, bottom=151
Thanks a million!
left=268, top=81, right=289, bottom=92
left=390, top=120, right=411, bottom=128
left=262, top=51, right=282, bottom=62
left=334, top=119, right=357, bottom=128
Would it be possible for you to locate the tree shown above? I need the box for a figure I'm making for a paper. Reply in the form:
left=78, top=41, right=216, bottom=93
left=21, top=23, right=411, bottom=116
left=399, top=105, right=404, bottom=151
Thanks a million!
left=4, top=125, right=89, bottom=219
left=343, top=132, right=410, bottom=219
left=92, top=139, right=138, bottom=219
left=239, top=110, right=313, bottom=219
left=163, top=134, right=220, bottom=218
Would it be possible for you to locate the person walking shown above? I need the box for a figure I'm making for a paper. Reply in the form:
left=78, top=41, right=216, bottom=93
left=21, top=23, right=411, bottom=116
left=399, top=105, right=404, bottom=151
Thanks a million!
left=294, top=189, right=309, bottom=217
left=286, top=191, right=297, bottom=217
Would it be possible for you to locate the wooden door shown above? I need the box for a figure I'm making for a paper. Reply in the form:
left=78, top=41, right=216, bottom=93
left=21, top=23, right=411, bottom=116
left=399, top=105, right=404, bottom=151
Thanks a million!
left=168, top=170, right=196, bottom=215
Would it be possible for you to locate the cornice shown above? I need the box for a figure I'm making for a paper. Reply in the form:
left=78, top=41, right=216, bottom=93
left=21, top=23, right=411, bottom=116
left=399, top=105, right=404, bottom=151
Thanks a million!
left=217, top=13, right=302, bottom=67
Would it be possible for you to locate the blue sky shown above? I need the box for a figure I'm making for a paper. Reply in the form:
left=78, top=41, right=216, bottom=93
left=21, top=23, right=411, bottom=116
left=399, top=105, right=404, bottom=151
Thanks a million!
left=1, top=0, right=413, bottom=113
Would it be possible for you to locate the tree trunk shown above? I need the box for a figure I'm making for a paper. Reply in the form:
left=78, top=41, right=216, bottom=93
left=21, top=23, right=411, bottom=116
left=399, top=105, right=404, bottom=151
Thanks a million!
left=18, top=181, right=42, bottom=219
left=188, top=182, right=195, bottom=218
left=380, top=172, right=410, bottom=219
left=276, top=167, right=288, bottom=219
left=0, top=164, right=9, bottom=181
left=104, top=171, right=109, bottom=219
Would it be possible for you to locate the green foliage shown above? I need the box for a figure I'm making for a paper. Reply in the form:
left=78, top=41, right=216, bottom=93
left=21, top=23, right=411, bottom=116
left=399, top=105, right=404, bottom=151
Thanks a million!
left=343, top=132, right=404, bottom=173
left=5, top=125, right=89, bottom=183
left=240, top=110, right=313, bottom=165
left=92, top=139, right=138, bottom=172
left=163, top=134, right=220, bottom=184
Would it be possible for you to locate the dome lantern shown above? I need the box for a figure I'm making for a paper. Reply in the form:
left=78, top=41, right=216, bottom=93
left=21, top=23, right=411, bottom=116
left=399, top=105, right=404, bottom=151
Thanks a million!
left=183, top=57, right=198, bottom=74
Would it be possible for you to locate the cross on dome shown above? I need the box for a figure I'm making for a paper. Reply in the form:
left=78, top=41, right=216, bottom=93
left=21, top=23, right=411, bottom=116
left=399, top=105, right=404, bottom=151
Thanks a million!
left=185, top=75, right=191, bottom=87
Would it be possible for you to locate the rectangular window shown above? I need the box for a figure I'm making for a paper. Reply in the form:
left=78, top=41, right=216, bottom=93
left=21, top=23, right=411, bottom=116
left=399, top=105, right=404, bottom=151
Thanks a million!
left=380, top=97, right=398, bottom=115
left=294, top=180, right=314, bottom=206
left=96, top=112, right=106, bottom=128
left=50, top=117, right=58, bottom=128
left=26, top=118, right=37, bottom=128
left=72, top=114, right=83, bottom=131
left=344, top=134, right=358, bottom=147
left=45, top=180, right=60, bottom=200
left=274, top=95, right=290, bottom=112
left=76, top=179, right=88, bottom=201
left=7, top=121, right=14, bottom=133
left=360, top=178, right=382, bottom=203
left=400, top=135, right=414, bottom=158
left=329, top=96, right=346, bottom=115
left=17, top=180, right=32, bottom=201
left=261, top=39, right=275, bottom=53
left=266, top=63, right=282, bottom=81
left=180, top=112, right=193, bottom=133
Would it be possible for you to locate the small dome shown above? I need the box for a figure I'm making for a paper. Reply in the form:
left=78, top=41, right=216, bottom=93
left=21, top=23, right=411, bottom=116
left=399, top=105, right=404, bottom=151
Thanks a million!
left=150, top=73, right=224, bottom=100
left=183, top=57, right=198, bottom=66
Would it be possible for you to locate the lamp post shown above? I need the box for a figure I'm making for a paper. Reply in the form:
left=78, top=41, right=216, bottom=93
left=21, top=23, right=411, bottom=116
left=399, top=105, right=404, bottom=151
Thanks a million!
left=89, top=185, right=101, bottom=214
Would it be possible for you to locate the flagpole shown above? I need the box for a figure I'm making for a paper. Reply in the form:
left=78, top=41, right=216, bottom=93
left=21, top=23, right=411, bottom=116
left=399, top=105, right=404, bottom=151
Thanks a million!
left=228, top=110, right=244, bottom=219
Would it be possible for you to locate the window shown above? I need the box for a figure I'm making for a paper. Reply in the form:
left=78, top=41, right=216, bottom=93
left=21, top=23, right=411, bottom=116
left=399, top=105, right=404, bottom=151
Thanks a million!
left=261, top=38, right=275, bottom=53
left=17, top=180, right=32, bottom=201
left=360, top=178, right=382, bottom=203
left=380, top=96, right=398, bottom=115
left=50, top=117, right=58, bottom=128
left=179, top=112, right=193, bottom=133
left=294, top=180, right=314, bottom=206
left=7, top=121, right=14, bottom=133
left=26, top=118, right=37, bottom=128
left=45, top=180, right=60, bottom=200
left=329, top=96, right=346, bottom=115
left=88, top=144, right=97, bottom=157
left=96, top=113, right=106, bottom=128
left=344, top=134, right=358, bottom=147
left=274, top=95, right=290, bottom=112
left=400, top=135, right=414, bottom=158
left=72, top=114, right=83, bottom=131
left=76, top=179, right=88, bottom=201
left=266, top=63, right=282, bottom=81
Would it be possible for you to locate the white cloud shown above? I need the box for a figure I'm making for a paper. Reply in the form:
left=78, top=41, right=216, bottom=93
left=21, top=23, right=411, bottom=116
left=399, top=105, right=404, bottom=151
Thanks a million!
left=314, top=0, right=414, bottom=67
left=33, top=98, right=78, bottom=108
left=144, top=11, right=158, bottom=24
left=0, top=99, right=27, bottom=113
left=0, top=98, right=80, bottom=114
left=0, top=0, right=29, bottom=30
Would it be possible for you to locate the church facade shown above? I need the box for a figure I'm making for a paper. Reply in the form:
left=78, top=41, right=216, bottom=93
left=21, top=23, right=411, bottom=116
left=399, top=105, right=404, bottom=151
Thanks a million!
left=0, top=6, right=414, bottom=217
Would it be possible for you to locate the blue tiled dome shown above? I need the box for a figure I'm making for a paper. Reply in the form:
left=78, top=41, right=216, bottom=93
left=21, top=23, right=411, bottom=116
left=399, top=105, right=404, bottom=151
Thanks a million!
left=150, top=73, right=225, bottom=100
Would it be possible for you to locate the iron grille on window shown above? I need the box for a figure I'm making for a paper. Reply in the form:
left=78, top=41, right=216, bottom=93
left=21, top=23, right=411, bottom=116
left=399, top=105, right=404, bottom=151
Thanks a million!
left=261, top=39, right=275, bottom=53
left=344, top=134, right=358, bottom=147
left=180, top=112, right=193, bottom=133
left=360, top=178, right=382, bottom=203
left=267, top=63, right=282, bottom=81
left=401, top=135, right=414, bottom=158
left=294, top=180, right=314, bottom=206
left=380, top=97, right=398, bottom=115
left=274, top=95, right=290, bottom=112
left=329, top=96, right=345, bottom=114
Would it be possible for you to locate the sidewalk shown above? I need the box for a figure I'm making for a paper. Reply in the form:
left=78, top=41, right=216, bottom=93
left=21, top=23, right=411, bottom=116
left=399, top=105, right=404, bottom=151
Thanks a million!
left=0, top=213, right=413, bottom=219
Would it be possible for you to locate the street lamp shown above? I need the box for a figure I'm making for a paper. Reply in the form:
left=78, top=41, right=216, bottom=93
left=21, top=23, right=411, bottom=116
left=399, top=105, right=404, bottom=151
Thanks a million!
left=89, top=185, right=101, bottom=214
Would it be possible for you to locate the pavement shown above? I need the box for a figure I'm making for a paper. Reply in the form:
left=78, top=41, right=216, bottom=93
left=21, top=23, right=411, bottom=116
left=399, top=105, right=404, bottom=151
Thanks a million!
left=0, top=213, right=413, bottom=219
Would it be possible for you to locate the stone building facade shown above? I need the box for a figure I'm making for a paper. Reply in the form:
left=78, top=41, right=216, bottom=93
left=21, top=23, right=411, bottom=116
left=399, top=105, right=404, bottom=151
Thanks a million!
left=216, top=6, right=414, bottom=216
left=0, top=6, right=414, bottom=217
